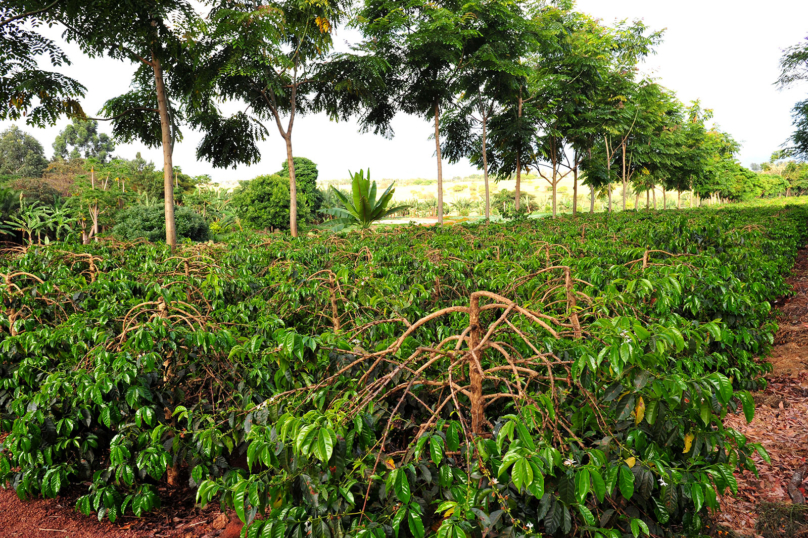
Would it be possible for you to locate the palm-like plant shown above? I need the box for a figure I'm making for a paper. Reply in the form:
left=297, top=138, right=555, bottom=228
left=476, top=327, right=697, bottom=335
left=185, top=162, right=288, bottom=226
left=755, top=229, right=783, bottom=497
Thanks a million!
left=323, top=169, right=409, bottom=230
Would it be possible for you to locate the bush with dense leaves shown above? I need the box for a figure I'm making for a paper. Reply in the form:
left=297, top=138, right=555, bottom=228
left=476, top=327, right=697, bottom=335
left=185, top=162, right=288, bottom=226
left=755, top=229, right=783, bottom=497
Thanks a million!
left=1, top=201, right=806, bottom=536
left=112, top=204, right=209, bottom=242
left=231, top=174, right=311, bottom=231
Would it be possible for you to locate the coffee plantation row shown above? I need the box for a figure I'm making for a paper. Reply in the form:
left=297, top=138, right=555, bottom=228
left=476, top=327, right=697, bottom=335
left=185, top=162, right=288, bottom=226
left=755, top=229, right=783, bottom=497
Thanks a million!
left=1, top=204, right=806, bottom=537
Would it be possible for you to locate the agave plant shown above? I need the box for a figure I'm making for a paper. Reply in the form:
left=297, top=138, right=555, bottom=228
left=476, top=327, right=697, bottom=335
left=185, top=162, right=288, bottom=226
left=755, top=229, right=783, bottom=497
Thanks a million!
left=323, top=169, right=409, bottom=230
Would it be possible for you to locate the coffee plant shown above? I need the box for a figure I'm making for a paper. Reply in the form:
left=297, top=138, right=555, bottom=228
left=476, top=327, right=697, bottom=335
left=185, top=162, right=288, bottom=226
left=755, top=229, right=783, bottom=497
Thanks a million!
left=1, top=204, right=806, bottom=537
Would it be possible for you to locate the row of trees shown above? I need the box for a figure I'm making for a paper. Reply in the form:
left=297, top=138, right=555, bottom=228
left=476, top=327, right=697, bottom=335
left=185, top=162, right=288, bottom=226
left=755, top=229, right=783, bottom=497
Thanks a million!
left=779, top=35, right=808, bottom=160
left=1, top=0, right=796, bottom=244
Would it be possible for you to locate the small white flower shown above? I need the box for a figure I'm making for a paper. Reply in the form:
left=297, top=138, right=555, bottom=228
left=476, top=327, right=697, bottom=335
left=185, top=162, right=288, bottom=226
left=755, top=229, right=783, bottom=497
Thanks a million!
left=489, top=478, right=498, bottom=485
left=658, top=478, right=668, bottom=487
left=526, top=523, right=534, bottom=529
left=563, top=459, right=577, bottom=467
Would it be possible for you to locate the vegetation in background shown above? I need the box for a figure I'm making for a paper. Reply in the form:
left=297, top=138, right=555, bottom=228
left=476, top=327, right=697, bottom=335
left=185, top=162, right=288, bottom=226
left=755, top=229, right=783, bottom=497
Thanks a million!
left=231, top=174, right=311, bottom=231
left=112, top=204, right=209, bottom=242
left=323, top=168, right=408, bottom=229
left=0, top=126, right=49, bottom=178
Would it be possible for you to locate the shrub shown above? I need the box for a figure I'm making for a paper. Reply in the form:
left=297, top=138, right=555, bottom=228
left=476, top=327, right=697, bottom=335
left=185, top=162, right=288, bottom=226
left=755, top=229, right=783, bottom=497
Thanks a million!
left=276, top=157, right=325, bottom=214
left=231, top=174, right=310, bottom=231
left=112, top=205, right=209, bottom=242
left=9, top=178, right=62, bottom=206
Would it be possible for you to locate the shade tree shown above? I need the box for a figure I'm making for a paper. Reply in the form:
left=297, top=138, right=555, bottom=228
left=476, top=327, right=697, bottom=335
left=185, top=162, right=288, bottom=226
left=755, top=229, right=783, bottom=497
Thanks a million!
left=196, top=0, right=386, bottom=237
left=1, top=1, right=86, bottom=126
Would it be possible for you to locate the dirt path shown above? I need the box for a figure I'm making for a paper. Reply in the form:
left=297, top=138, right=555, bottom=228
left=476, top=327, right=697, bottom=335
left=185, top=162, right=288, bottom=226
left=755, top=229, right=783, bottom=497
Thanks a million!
left=718, top=247, right=808, bottom=537
left=0, top=484, right=243, bottom=538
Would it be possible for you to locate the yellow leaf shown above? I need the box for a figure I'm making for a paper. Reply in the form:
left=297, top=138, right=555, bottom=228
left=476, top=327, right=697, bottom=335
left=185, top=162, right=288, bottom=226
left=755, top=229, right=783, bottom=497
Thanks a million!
left=625, top=457, right=636, bottom=468
left=683, top=433, right=695, bottom=453
left=272, top=496, right=283, bottom=508
left=634, top=396, right=645, bottom=425
left=444, top=507, right=455, bottom=517
left=384, top=458, right=396, bottom=470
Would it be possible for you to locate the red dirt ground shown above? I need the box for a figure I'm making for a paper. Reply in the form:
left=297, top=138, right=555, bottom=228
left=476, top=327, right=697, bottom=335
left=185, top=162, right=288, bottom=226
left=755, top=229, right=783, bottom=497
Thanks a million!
left=717, top=247, right=808, bottom=537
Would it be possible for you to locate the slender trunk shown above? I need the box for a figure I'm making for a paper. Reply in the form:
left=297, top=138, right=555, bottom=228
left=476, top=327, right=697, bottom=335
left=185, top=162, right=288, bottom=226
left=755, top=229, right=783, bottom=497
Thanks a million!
left=690, top=191, right=694, bottom=209
left=634, top=191, right=640, bottom=210
left=434, top=101, right=444, bottom=224
left=481, top=112, right=490, bottom=222
left=607, top=188, right=612, bottom=212
left=652, top=188, right=656, bottom=209
left=646, top=189, right=650, bottom=210
left=285, top=136, right=298, bottom=237
left=621, top=144, right=627, bottom=211
left=572, top=165, right=578, bottom=215
left=589, top=186, right=595, bottom=214
left=662, top=188, right=666, bottom=209
left=677, top=190, right=681, bottom=209
left=152, top=52, right=176, bottom=251
left=551, top=159, right=557, bottom=217
left=514, top=94, right=523, bottom=212
left=515, top=154, right=521, bottom=212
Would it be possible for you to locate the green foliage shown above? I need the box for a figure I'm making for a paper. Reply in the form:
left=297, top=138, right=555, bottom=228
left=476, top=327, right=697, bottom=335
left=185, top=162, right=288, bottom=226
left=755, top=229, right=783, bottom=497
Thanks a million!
left=52, top=119, right=116, bottom=163
left=0, top=2, right=86, bottom=126
left=323, top=169, right=408, bottom=229
left=112, top=205, right=209, bottom=242
left=0, top=201, right=803, bottom=534
left=277, top=158, right=324, bottom=214
left=0, top=125, right=48, bottom=178
left=232, top=174, right=310, bottom=231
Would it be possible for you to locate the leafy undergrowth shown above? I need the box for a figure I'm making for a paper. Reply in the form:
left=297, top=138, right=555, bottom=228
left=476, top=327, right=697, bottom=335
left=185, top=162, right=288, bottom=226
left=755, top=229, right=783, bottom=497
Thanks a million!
left=1, top=204, right=808, bottom=537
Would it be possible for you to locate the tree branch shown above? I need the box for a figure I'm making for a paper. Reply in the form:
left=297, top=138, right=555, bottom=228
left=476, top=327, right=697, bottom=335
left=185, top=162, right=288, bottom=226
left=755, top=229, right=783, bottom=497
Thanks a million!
left=0, top=0, right=61, bottom=29
left=87, top=107, right=159, bottom=121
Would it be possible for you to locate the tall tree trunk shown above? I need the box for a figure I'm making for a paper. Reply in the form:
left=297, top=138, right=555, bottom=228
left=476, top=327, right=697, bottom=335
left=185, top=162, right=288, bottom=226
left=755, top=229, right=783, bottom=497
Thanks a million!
left=152, top=52, right=176, bottom=251
left=514, top=94, right=523, bottom=212
left=621, top=144, right=627, bottom=211
left=515, top=154, right=521, bottom=212
left=481, top=112, right=490, bottom=222
left=634, top=191, right=640, bottom=209
left=662, top=188, right=666, bottom=209
left=589, top=186, right=595, bottom=214
left=652, top=188, right=656, bottom=209
left=646, top=189, right=650, bottom=210
left=434, top=101, right=444, bottom=224
left=572, top=165, right=578, bottom=215
left=285, top=136, right=298, bottom=237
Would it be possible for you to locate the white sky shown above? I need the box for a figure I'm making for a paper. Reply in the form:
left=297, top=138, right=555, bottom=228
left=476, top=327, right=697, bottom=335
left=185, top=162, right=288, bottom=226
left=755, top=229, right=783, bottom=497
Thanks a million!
left=2, top=0, right=807, bottom=186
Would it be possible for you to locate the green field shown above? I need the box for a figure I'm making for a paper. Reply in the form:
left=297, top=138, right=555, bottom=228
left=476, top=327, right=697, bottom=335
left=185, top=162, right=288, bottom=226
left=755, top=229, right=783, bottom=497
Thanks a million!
left=2, top=200, right=806, bottom=536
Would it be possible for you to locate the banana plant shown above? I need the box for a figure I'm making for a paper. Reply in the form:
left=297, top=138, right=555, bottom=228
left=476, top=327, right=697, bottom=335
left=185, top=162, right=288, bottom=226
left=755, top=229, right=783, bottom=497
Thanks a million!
left=322, top=169, right=409, bottom=230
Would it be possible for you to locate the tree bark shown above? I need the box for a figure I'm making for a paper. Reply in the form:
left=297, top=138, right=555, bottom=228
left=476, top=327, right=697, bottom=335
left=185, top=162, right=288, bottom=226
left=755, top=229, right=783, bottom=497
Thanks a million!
left=634, top=191, right=640, bottom=210
left=662, top=188, right=666, bottom=209
left=481, top=112, right=490, bottom=221
left=514, top=94, right=523, bottom=212
left=621, top=143, right=627, bottom=211
left=646, top=189, right=650, bottom=210
left=652, top=187, right=656, bottom=209
left=434, top=101, right=444, bottom=224
left=285, top=136, right=298, bottom=237
left=151, top=52, right=176, bottom=251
